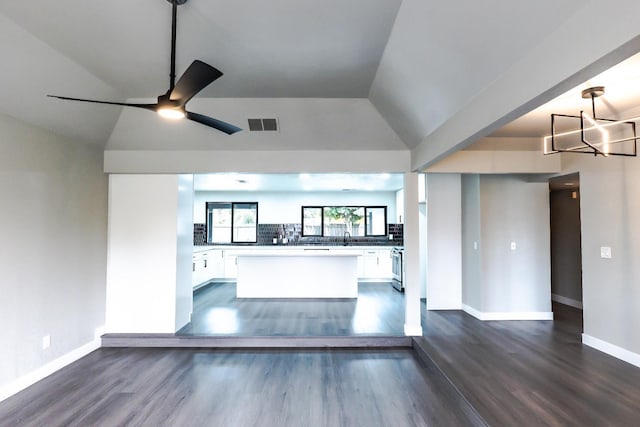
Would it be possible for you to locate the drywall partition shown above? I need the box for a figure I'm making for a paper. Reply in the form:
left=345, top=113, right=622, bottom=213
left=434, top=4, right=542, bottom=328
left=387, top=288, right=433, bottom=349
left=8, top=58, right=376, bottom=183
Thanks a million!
left=477, top=176, right=552, bottom=318
left=461, top=174, right=482, bottom=309
left=106, top=174, right=193, bottom=333
left=0, top=113, right=107, bottom=400
left=562, top=154, right=640, bottom=365
left=549, top=189, right=583, bottom=308
left=403, top=172, right=422, bottom=335
left=175, top=175, right=194, bottom=331
left=460, top=175, right=552, bottom=320
left=426, top=173, right=462, bottom=310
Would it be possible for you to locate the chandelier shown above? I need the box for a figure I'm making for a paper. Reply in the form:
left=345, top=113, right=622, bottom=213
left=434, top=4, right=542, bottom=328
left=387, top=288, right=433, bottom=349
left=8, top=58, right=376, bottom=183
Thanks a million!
left=543, top=86, right=638, bottom=157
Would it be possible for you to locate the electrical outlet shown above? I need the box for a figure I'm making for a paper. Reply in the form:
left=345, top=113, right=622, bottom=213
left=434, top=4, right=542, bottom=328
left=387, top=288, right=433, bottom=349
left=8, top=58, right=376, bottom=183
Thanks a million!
left=42, top=335, right=51, bottom=350
left=473, top=241, right=478, bottom=250
left=600, top=246, right=612, bottom=259
left=510, top=242, right=517, bottom=251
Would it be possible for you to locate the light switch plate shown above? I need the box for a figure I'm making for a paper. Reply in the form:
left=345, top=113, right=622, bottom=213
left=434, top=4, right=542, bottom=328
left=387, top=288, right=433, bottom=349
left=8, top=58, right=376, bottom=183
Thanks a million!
left=600, top=246, right=612, bottom=259
left=510, top=242, right=516, bottom=250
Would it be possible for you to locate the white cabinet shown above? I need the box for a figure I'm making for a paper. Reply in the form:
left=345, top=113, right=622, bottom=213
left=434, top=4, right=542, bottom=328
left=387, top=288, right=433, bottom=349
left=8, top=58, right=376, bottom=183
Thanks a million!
left=360, top=249, right=393, bottom=280
left=192, top=249, right=225, bottom=289
left=203, top=250, right=224, bottom=281
left=223, top=251, right=238, bottom=278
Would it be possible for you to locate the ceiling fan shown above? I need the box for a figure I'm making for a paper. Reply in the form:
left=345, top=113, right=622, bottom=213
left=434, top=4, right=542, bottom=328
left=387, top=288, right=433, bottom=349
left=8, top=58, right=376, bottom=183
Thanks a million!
left=48, top=0, right=241, bottom=135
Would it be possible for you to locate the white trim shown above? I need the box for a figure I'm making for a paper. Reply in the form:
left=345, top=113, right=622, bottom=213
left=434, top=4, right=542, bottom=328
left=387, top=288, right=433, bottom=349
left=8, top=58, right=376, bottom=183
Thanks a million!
left=0, top=326, right=104, bottom=403
left=404, top=324, right=423, bottom=336
left=462, top=304, right=553, bottom=321
left=582, top=334, right=640, bottom=368
left=551, top=293, right=583, bottom=309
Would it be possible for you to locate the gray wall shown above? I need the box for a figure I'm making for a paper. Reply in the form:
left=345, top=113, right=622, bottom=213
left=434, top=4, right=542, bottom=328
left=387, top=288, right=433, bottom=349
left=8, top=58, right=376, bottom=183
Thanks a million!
left=0, top=113, right=107, bottom=386
left=461, top=174, right=551, bottom=313
left=426, top=173, right=462, bottom=309
left=461, top=174, right=482, bottom=308
left=563, top=154, right=640, bottom=354
left=550, top=188, right=582, bottom=304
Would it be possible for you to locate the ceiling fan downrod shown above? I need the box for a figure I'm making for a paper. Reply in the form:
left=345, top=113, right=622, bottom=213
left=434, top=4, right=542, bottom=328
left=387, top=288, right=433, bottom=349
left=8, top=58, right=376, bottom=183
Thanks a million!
left=167, top=0, right=188, bottom=91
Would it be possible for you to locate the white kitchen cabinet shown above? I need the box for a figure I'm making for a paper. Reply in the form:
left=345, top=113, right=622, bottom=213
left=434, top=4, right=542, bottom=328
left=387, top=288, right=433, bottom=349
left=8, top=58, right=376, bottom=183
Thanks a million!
left=223, top=251, right=238, bottom=278
left=206, top=249, right=224, bottom=279
left=360, top=249, right=393, bottom=280
left=192, top=252, right=205, bottom=288
left=192, top=249, right=225, bottom=289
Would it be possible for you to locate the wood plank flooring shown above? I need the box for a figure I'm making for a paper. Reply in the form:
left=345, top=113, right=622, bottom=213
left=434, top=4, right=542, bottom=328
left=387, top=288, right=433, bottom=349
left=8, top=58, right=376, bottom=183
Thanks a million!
left=416, top=303, right=640, bottom=426
left=3, top=284, right=640, bottom=426
left=178, top=282, right=406, bottom=336
left=0, top=348, right=485, bottom=427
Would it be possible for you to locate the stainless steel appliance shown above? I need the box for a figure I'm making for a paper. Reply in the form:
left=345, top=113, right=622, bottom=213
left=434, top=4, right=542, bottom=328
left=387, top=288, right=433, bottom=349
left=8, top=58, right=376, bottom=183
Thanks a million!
left=391, top=247, right=404, bottom=292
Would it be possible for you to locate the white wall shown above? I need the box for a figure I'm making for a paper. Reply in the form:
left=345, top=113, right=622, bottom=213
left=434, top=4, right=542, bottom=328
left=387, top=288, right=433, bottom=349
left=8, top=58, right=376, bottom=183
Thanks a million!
left=0, top=113, right=107, bottom=394
left=562, top=154, right=640, bottom=360
left=193, top=190, right=397, bottom=224
left=106, top=175, right=192, bottom=333
left=175, top=175, right=194, bottom=330
left=426, top=173, right=462, bottom=309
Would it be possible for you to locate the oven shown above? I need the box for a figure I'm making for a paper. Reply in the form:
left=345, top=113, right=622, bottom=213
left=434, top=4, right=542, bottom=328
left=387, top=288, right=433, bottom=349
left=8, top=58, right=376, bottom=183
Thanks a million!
left=391, top=247, right=404, bottom=292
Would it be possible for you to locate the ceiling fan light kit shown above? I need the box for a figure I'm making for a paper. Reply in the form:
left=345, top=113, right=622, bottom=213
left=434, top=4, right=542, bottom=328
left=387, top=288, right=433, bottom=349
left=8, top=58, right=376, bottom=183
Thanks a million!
left=543, top=86, right=637, bottom=157
left=48, top=0, right=241, bottom=135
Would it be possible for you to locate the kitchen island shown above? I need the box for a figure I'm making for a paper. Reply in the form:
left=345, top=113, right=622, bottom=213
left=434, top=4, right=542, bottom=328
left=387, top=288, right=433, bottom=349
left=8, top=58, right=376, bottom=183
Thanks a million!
left=233, top=249, right=361, bottom=298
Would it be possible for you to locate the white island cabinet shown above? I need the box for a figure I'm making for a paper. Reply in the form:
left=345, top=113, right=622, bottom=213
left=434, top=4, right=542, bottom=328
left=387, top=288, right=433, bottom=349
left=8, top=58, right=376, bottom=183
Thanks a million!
left=234, top=250, right=361, bottom=298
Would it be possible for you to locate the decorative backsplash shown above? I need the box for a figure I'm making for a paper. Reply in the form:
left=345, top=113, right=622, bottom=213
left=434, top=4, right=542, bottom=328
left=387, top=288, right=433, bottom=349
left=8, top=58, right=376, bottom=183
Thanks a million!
left=194, top=222, right=403, bottom=246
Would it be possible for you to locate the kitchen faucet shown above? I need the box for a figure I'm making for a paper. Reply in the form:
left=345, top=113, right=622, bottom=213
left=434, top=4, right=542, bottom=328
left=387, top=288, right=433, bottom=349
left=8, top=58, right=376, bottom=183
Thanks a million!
left=343, top=231, right=351, bottom=246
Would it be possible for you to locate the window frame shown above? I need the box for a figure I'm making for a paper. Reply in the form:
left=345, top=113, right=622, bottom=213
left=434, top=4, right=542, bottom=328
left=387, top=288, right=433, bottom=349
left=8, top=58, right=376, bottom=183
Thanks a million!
left=206, top=201, right=258, bottom=244
left=301, top=205, right=388, bottom=237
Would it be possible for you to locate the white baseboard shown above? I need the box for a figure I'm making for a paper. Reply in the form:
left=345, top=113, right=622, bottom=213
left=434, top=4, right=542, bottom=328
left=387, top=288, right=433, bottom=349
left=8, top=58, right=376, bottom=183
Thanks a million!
left=0, top=325, right=105, bottom=403
left=551, top=294, right=583, bottom=309
left=404, top=324, right=423, bottom=336
left=462, top=304, right=553, bottom=321
left=582, top=334, right=640, bottom=368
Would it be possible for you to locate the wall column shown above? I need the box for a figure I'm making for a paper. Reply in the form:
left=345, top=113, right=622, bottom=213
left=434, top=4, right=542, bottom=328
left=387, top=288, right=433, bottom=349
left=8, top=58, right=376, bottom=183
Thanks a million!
left=106, top=174, right=193, bottom=333
left=426, top=173, right=462, bottom=310
left=403, top=172, right=423, bottom=335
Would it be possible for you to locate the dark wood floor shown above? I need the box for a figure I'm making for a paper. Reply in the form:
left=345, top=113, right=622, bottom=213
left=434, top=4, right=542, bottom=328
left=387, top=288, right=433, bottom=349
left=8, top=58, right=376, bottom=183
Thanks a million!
left=417, top=303, right=640, bottom=426
left=3, top=285, right=640, bottom=426
left=178, top=281, right=406, bottom=336
left=0, top=348, right=484, bottom=427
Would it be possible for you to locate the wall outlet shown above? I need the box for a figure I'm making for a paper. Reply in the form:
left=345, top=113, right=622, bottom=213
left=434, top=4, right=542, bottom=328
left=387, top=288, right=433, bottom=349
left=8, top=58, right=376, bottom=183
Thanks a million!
left=42, top=335, right=51, bottom=350
left=600, top=246, right=612, bottom=259
left=473, top=241, right=478, bottom=250
left=510, top=242, right=517, bottom=251
left=389, top=234, right=393, bottom=240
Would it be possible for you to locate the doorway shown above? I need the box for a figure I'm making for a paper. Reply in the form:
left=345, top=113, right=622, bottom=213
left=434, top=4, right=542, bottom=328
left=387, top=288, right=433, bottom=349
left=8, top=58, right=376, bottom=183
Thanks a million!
left=549, top=173, right=583, bottom=330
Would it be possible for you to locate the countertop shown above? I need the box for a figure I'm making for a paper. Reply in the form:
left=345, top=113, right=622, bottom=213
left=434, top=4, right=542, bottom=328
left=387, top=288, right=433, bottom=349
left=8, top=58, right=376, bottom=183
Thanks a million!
left=193, top=245, right=401, bottom=253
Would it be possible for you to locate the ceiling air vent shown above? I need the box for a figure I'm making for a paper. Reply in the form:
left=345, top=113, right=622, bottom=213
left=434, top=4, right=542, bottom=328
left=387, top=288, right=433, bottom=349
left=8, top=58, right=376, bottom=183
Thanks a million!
left=248, top=118, right=279, bottom=132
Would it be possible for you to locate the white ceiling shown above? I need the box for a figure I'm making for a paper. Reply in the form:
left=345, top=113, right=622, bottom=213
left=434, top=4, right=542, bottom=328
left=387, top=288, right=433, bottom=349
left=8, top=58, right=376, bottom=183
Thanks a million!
left=194, top=173, right=404, bottom=192
left=488, top=53, right=640, bottom=139
left=0, top=0, right=638, bottom=157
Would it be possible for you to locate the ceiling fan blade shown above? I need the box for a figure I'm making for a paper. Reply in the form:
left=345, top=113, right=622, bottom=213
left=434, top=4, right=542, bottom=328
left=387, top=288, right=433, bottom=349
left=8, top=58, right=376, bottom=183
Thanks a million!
left=48, top=95, right=157, bottom=111
left=169, top=60, right=223, bottom=105
left=186, top=111, right=242, bottom=135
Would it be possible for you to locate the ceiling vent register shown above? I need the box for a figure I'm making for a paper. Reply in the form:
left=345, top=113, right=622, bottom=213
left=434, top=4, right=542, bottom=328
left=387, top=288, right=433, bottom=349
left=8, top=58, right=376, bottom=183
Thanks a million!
left=248, top=118, right=279, bottom=132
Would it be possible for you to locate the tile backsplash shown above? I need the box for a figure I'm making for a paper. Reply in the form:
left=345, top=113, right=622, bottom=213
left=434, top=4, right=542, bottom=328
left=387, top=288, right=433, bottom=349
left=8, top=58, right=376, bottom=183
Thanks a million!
left=194, top=222, right=403, bottom=246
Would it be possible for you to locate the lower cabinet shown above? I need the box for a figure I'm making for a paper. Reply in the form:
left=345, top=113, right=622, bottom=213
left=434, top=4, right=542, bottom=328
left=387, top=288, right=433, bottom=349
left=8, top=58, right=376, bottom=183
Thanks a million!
left=360, top=249, right=393, bottom=280
left=192, top=249, right=224, bottom=289
left=193, top=247, right=393, bottom=286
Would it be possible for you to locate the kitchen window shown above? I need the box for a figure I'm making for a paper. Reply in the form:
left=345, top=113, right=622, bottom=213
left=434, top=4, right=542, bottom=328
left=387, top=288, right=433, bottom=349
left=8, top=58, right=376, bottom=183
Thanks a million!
left=206, top=202, right=258, bottom=244
left=301, top=206, right=387, bottom=237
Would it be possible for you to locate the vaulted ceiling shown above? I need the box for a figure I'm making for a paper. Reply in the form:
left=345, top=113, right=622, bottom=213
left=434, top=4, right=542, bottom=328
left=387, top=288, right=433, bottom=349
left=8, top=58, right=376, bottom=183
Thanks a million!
left=1, top=0, right=639, bottom=167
